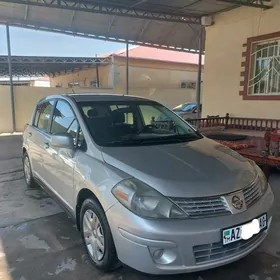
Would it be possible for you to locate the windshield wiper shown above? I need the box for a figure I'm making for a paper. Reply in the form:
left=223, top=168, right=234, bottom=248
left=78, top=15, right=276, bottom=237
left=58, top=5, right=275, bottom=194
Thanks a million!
left=154, top=134, right=200, bottom=141
left=103, top=134, right=201, bottom=146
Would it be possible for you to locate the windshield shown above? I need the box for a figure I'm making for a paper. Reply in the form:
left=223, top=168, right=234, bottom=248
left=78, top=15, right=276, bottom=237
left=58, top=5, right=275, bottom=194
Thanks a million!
left=78, top=101, right=202, bottom=147
left=173, top=103, right=196, bottom=112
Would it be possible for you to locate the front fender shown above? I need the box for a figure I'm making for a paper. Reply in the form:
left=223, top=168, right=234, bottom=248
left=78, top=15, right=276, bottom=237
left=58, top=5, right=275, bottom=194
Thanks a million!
left=74, top=152, right=130, bottom=212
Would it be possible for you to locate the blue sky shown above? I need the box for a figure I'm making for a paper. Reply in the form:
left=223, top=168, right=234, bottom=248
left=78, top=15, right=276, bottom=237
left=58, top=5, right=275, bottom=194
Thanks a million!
left=0, top=25, right=125, bottom=56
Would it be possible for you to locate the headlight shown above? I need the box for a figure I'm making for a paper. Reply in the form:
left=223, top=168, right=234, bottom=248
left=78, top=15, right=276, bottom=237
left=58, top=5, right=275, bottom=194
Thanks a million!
left=256, top=165, right=268, bottom=195
left=249, top=160, right=268, bottom=195
left=112, top=178, right=188, bottom=219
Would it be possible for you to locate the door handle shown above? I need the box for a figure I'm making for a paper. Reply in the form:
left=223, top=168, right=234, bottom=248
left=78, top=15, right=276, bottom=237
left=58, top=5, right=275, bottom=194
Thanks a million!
left=28, top=132, right=32, bottom=137
left=44, top=142, right=49, bottom=149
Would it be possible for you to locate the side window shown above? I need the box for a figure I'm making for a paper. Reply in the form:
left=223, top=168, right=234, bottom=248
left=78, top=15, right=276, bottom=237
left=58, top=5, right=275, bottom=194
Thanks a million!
left=67, top=119, right=79, bottom=139
left=51, top=101, right=77, bottom=137
left=36, top=101, right=55, bottom=132
left=51, top=100, right=87, bottom=150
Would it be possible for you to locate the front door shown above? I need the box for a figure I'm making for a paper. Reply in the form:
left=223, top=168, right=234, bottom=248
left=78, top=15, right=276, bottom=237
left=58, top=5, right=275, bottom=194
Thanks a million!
left=44, top=100, right=81, bottom=210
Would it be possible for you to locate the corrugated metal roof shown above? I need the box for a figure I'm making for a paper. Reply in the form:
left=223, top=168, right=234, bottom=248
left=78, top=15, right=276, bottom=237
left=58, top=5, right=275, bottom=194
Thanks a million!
left=0, top=0, right=236, bottom=52
left=0, top=55, right=111, bottom=76
left=0, top=0, right=272, bottom=52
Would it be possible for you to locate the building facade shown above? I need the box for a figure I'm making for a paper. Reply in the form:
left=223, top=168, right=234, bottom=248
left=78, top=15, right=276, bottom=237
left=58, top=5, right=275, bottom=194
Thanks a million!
left=202, top=0, right=280, bottom=119
left=50, top=46, right=204, bottom=108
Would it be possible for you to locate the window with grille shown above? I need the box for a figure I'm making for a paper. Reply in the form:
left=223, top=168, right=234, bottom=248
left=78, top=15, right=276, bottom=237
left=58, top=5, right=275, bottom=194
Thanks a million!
left=249, top=39, right=280, bottom=95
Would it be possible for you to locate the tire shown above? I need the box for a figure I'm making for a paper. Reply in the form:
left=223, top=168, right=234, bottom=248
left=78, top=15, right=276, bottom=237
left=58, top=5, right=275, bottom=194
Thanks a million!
left=80, top=198, right=119, bottom=272
left=23, top=152, right=37, bottom=188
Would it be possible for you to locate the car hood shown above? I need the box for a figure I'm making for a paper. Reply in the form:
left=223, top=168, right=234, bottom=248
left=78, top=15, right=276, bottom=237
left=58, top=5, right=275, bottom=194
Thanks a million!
left=101, top=138, right=257, bottom=198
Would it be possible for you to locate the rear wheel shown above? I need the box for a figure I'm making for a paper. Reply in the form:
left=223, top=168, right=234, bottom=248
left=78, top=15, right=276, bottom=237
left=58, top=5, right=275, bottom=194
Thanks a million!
left=80, top=198, right=119, bottom=272
left=23, top=152, right=37, bottom=188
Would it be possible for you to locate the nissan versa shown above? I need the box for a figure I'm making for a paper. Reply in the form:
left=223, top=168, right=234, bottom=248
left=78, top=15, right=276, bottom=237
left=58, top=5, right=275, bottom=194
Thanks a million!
left=22, top=94, right=274, bottom=275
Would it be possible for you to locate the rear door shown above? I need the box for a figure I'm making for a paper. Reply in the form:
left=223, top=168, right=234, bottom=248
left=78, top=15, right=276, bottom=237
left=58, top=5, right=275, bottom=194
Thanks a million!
left=27, top=100, right=56, bottom=178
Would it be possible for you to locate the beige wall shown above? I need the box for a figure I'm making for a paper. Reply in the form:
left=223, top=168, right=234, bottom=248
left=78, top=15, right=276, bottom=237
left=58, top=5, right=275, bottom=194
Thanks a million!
left=50, top=65, right=112, bottom=88
left=0, top=87, right=13, bottom=133
left=113, top=57, right=202, bottom=107
left=202, top=1, right=280, bottom=118
left=124, top=88, right=198, bottom=108
left=32, top=80, right=50, bottom=87
left=0, top=86, right=115, bottom=133
left=113, top=56, right=201, bottom=89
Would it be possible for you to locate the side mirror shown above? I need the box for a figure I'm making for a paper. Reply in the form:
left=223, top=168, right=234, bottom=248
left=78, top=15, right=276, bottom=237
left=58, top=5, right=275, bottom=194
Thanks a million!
left=50, top=133, right=74, bottom=150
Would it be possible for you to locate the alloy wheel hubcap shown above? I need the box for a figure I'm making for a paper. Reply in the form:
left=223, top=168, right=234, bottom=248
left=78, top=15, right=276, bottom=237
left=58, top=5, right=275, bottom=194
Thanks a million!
left=24, top=156, right=31, bottom=184
left=83, top=210, right=105, bottom=262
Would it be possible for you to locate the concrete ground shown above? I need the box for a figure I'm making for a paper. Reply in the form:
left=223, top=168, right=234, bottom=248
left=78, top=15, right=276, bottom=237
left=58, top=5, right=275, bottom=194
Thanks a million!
left=1, top=136, right=280, bottom=280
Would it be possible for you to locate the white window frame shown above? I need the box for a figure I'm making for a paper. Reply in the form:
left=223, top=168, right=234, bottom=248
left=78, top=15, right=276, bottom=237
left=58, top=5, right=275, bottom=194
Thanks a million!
left=249, top=39, right=280, bottom=96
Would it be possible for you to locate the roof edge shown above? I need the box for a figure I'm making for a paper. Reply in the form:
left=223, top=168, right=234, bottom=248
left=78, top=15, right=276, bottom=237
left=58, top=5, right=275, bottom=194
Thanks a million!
left=112, top=54, right=205, bottom=66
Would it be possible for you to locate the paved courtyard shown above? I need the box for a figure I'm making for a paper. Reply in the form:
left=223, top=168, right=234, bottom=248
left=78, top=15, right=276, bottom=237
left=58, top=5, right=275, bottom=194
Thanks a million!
left=1, top=135, right=280, bottom=280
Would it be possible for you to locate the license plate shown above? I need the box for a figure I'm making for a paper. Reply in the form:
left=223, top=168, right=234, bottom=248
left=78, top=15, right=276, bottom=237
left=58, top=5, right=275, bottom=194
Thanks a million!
left=222, top=214, right=267, bottom=245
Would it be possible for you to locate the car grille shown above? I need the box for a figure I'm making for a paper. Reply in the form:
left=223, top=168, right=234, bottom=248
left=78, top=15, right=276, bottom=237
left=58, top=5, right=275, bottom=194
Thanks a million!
left=169, top=178, right=263, bottom=218
left=193, top=231, right=265, bottom=264
left=243, top=182, right=262, bottom=207
left=169, top=197, right=231, bottom=218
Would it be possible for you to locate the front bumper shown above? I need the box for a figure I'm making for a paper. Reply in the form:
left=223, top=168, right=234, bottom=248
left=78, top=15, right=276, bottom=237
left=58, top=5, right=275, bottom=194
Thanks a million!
left=106, top=184, right=274, bottom=275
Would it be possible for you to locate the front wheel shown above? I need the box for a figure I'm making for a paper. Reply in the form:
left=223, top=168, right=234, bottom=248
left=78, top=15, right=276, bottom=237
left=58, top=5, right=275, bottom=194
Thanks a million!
left=80, top=198, right=119, bottom=272
left=23, top=152, right=37, bottom=188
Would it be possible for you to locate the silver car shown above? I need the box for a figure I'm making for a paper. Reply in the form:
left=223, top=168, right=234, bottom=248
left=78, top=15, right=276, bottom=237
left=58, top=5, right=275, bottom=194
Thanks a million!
left=22, top=94, right=274, bottom=275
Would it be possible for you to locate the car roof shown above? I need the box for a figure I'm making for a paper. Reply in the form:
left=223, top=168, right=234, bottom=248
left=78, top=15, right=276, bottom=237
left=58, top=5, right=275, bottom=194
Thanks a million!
left=42, top=93, right=155, bottom=103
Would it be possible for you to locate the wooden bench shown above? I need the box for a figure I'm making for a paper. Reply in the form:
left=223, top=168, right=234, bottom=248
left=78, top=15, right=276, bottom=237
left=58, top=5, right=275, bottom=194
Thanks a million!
left=188, top=114, right=280, bottom=180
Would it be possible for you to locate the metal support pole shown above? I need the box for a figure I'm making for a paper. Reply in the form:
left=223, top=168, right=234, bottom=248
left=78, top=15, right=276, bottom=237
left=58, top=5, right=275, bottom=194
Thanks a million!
left=126, top=42, right=129, bottom=95
left=96, top=64, right=100, bottom=88
left=6, top=24, right=16, bottom=132
left=196, top=25, right=203, bottom=119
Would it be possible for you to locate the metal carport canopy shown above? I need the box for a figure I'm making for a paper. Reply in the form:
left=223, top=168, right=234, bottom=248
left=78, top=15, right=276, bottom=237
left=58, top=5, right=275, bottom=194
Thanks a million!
left=0, top=55, right=111, bottom=76
left=0, top=0, right=273, bottom=53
